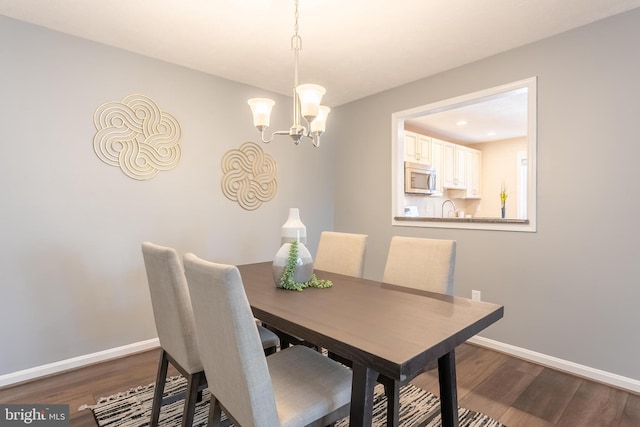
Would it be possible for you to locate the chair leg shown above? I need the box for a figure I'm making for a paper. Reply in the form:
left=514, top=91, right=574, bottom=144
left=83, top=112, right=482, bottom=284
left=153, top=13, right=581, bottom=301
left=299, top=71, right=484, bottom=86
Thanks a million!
left=208, top=396, right=224, bottom=427
left=150, top=349, right=170, bottom=427
left=264, top=345, right=277, bottom=356
left=181, top=371, right=202, bottom=427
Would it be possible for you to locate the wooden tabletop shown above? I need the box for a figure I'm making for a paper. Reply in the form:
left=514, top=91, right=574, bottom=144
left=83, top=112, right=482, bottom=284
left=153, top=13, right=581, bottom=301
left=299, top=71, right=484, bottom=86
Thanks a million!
left=238, top=262, right=504, bottom=383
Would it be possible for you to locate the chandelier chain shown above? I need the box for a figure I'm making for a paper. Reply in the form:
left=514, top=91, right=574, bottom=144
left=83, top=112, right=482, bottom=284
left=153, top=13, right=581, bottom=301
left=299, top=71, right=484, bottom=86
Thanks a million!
left=291, top=0, right=302, bottom=52
left=294, top=0, right=300, bottom=39
left=291, top=2, right=302, bottom=51
left=291, top=0, right=302, bottom=91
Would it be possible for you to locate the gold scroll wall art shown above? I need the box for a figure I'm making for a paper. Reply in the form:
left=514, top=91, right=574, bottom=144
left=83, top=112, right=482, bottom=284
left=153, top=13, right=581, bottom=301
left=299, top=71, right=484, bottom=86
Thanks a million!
left=93, top=94, right=182, bottom=180
left=221, top=142, right=277, bottom=211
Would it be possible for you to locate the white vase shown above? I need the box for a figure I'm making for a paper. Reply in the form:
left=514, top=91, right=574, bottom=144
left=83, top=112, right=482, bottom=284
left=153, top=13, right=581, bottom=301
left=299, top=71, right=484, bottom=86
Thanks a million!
left=281, top=208, right=307, bottom=245
left=272, top=241, right=314, bottom=286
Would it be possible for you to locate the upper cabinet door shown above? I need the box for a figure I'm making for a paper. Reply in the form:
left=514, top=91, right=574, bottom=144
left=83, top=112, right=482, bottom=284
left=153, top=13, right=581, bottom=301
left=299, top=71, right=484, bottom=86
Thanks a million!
left=465, top=148, right=482, bottom=198
left=404, top=131, right=418, bottom=162
left=404, top=131, right=431, bottom=165
left=430, top=138, right=444, bottom=192
left=443, top=142, right=466, bottom=189
left=417, top=134, right=431, bottom=165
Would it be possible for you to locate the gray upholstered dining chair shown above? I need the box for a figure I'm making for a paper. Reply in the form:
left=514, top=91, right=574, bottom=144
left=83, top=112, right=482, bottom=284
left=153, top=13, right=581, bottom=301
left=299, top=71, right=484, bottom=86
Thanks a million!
left=314, top=231, right=368, bottom=278
left=382, top=235, right=456, bottom=295
left=379, top=235, right=456, bottom=426
left=141, top=242, right=280, bottom=427
left=183, top=253, right=353, bottom=427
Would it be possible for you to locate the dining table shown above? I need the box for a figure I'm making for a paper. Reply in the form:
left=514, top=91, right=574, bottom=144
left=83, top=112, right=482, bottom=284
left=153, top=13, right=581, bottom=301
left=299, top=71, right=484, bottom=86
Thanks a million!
left=237, top=262, right=504, bottom=427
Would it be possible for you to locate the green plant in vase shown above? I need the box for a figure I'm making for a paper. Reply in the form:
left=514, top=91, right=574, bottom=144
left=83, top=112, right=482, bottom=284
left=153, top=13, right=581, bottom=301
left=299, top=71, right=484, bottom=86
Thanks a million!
left=278, top=240, right=333, bottom=291
left=500, top=182, right=508, bottom=218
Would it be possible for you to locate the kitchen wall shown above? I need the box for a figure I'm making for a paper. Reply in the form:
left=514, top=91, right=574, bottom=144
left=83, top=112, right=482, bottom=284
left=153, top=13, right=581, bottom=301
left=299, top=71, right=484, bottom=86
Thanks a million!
left=332, top=7, right=640, bottom=382
left=0, top=16, right=335, bottom=376
left=403, top=193, right=477, bottom=218
left=475, top=137, right=527, bottom=218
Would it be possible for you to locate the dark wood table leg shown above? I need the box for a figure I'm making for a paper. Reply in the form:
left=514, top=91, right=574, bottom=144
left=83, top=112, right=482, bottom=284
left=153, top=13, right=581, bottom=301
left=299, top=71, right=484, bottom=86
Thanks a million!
left=380, top=375, right=400, bottom=427
left=437, top=350, right=459, bottom=427
left=349, top=362, right=378, bottom=427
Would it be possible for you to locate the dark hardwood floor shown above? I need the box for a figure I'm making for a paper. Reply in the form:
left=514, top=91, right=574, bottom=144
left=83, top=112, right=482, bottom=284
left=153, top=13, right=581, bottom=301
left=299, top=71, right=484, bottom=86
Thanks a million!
left=0, top=343, right=637, bottom=426
left=412, top=344, right=640, bottom=427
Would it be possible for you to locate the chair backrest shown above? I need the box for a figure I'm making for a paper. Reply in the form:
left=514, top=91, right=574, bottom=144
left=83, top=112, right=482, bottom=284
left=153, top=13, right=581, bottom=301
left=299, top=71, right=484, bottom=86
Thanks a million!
left=141, top=242, right=202, bottom=374
left=382, top=236, right=456, bottom=295
left=183, top=253, right=280, bottom=427
left=314, top=231, right=368, bottom=278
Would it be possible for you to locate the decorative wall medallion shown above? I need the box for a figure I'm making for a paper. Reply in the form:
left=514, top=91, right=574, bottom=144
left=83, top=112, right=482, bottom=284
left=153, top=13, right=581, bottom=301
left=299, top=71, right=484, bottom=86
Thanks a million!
left=221, top=142, right=277, bottom=211
left=93, top=94, right=182, bottom=180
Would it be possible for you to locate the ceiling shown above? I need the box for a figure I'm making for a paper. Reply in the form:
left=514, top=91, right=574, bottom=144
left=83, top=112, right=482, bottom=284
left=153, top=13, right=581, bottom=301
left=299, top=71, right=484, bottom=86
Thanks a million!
left=2, top=0, right=640, bottom=108
left=406, top=87, right=529, bottom=144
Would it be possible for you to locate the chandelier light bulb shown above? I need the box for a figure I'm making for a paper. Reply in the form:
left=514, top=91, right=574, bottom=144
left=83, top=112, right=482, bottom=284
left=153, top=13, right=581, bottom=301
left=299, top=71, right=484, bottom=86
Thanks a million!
left=248, top=98, right=275, bottom=130
left=311, top=106, right=331, bottom=134
left=296, top=84, right=326, bottom=121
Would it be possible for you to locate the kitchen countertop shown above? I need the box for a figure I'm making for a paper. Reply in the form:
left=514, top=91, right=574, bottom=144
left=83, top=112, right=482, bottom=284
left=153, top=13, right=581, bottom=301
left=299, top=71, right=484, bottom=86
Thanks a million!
left=394, top=216, right=529, bottom=224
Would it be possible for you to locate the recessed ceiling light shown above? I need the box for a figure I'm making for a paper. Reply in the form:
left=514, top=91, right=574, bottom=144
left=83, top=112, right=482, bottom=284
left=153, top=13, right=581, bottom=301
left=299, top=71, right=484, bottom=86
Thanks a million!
left=456, top=120, right=467, bottom=126
left=487, top=131, right=497, bottom=136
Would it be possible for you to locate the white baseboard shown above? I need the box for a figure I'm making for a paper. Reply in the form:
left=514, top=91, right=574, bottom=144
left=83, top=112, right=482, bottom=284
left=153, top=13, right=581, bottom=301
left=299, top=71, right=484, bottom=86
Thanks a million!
left=3, top=336, right=639, bottom=395
left=468, top=336, right=640, bottom=394
left=0, top=338, right=160, bottom=388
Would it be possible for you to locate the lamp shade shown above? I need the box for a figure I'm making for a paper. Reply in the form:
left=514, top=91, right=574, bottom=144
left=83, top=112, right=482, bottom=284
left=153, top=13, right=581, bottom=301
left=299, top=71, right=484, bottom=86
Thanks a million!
left=248, top=98, right=275, bottom=129
left=296, top=84, right=326, bottom=120
left=310, top=106, right=330, bottom=134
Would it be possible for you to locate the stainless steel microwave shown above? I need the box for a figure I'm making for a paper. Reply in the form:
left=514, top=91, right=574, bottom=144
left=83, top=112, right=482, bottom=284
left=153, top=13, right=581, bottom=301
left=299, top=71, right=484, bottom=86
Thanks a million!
left=404, top=162, right=437, bottom=195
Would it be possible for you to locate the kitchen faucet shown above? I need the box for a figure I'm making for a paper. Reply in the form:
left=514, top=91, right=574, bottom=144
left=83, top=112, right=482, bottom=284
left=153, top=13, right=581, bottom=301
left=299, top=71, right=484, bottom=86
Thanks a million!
left=442, top=199, right=456, bottom=218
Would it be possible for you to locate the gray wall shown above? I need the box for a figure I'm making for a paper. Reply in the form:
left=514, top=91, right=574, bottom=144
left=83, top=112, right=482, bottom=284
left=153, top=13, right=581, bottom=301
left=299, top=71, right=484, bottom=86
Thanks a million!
left=332, top=9, right=640, bottom=380
left=0, top=16, right=335, bottom=375
left=2, top=8, right=639, bottom=383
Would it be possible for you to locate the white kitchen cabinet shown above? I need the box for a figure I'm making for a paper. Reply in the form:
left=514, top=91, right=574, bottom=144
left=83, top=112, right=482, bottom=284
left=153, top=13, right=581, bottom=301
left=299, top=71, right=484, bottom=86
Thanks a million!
left=417, top=134, right=431, bottom=164
left=430, top=137, right=444, bottom=192
left=404, top=131, right=431, bottom=164
left=404, top=131, right=418, bottom=161
left=465, top=148, right=482, bottom=198
left=407, top=133, right=481, bottom=196
left=443, top=142, right=467, bottom=189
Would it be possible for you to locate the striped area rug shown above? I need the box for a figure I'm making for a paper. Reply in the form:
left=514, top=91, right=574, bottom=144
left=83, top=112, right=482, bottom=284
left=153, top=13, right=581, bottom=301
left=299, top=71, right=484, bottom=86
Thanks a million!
left=81, top=375, right=505, bottom=426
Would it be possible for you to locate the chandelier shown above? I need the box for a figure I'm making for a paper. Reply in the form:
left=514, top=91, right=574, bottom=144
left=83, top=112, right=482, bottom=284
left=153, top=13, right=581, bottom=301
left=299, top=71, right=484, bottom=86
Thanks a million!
left=248, top=0, right=330, bottom=148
